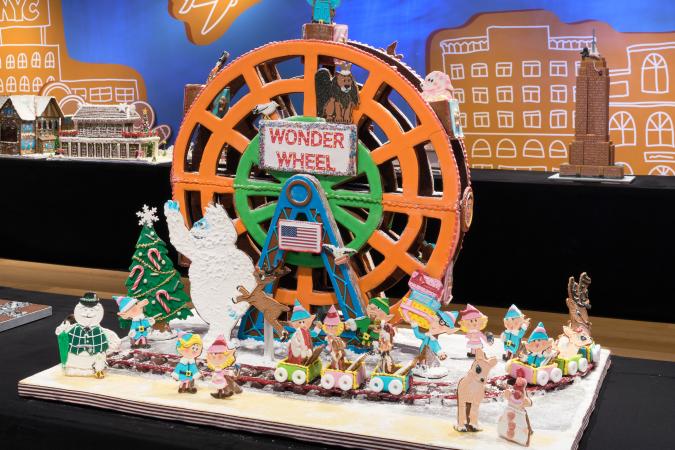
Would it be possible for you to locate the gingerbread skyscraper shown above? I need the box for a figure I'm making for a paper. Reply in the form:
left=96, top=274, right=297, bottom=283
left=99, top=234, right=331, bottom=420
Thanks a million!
left=560, top=35, right=624, bottom=178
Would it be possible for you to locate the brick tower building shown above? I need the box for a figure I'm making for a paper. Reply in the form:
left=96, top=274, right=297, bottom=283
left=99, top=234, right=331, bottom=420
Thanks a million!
left=560, top=36, right=624, bottom=178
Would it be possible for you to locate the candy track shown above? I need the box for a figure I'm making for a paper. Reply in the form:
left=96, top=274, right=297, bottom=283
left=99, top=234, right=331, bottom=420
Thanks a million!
left=108, top=350, right=594, bottom=403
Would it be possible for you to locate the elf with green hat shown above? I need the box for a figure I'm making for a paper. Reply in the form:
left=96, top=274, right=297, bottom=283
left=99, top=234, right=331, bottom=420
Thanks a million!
left=521, top=322, right=556, bottom=368
left=345, top=297, right=394, bottom=347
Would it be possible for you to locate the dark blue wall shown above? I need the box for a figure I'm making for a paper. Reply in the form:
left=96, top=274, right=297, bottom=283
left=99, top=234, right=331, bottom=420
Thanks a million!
left=62, top=0, right=675, bottom=141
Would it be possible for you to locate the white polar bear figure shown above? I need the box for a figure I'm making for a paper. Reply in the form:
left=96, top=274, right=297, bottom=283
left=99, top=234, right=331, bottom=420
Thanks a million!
left=164, top=200, right=256, bottom=346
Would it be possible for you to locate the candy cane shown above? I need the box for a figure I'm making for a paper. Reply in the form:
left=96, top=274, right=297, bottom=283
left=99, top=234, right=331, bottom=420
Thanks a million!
left=148, top=248, right=162, bottom=270
left=129, top=265, right=144, bottom=290
left=155, top=290, right=172, bottom=314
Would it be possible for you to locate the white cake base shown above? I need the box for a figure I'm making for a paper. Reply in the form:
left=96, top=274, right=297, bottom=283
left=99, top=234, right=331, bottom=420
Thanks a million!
left=18, top=329, right=611, bottom=450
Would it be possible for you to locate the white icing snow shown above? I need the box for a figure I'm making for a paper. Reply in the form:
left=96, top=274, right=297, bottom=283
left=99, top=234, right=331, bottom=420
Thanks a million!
left=111, top=321, right=610, bottom=446
left=165, top=202, right=256, bottom=347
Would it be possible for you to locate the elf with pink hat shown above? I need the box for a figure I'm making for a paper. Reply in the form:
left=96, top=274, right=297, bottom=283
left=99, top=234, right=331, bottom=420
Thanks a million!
left=321, top=305, right=348, bottom=370
left=459, top=304, right=494, bottom=358
left=206, top=334, right=241, bottom=399
left=286, top=300, right=321, bottom=365
left=521, top=322, right=556, bottom=368
left=113, top=295, right=155, bottom=348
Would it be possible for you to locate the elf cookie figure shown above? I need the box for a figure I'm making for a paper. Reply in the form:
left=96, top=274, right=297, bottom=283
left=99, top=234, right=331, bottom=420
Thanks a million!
left=375, top=319, right=397, bottom=374
left=521, top=322, right=556, bottom=368
left=321, top=305, right=348, bottom=370
left=205, top=334, right=242, bottom=399
left=459, top=304, right=494, bottom=358
left=498, top=377, right=534, bottom=446
left=286, top=300, right=322, bottom=365
left=172, top=331, right=203, bottom=393
left=114, top=296, right=155, bottom=348
left=345, top=297, right=394, bottom=347
left=412, top=309, right=459, bottom=373
left=501, top=305, right=531, bottom=361
left=55, top=292, right=121, bottom=378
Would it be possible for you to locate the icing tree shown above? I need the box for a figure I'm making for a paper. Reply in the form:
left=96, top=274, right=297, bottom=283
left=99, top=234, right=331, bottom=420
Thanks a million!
left=164, top=200, right=256, bottom=346
left=122, top=205, right=192, bottom=332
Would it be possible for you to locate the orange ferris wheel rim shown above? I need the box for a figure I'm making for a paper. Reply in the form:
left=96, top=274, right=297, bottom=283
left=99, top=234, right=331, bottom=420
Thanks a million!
left=172, top=39, right=465, bottom=306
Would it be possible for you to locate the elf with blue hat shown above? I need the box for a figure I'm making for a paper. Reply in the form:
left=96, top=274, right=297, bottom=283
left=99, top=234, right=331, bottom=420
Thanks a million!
left=114, top=295, right=155, bottom=348
left=412, top=309, right=460, bottom=363
left=286, top=300, right=321, bottom=365
left=501, top=304, right=531, bottom=361
left=521, top=322, right=555, bottom=368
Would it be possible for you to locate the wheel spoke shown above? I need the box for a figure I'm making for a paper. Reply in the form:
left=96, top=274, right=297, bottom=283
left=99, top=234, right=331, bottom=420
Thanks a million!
left=296, top=266, right=314, bottom=299
left=243, top=66, right=264, bottom=91
left=328, top=190, right=376, bottom=209
left=368, top=230, right=423, bottom=274
left=382, top=193, right=455, bottom=218
left=237, top=179, right=283, bottom=197
left=371, top=126, right=434, bottom=164
left=358, top=73, right=385, bottom=105
left=195, top=109, right=222, bottom=132
left=250, top=202, right=277, bottom=223
left=333, top=205, right=369, bottom=237
left=303, top=51, right=318, bottom=116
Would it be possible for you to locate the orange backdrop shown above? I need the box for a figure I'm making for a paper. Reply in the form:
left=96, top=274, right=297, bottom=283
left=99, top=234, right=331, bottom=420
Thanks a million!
left=427, top=10, right=675, bottom=176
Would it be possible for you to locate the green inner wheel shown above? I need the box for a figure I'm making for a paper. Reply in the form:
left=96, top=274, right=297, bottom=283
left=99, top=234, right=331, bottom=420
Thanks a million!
left=234, top=116, right=383, bottom=268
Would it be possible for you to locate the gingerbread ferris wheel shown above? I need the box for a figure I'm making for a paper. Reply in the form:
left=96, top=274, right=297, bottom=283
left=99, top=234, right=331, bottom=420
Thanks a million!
left=171, top=38, right=472, bottom=318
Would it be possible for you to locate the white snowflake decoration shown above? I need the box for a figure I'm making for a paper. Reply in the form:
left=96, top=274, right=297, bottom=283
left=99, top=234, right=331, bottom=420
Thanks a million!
left=136, top=204, right=159, bottom=227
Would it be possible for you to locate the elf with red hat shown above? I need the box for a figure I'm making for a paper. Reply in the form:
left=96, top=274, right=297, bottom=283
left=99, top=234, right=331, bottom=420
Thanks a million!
left=459, top=304, right=494, bottom=358
left=286, top=300, right=322, bottom=365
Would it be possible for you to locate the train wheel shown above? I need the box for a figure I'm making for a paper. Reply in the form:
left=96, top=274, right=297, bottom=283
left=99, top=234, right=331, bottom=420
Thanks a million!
left=567, top=360, right=578, bottom=376
left=172, top=39, right=466, bottom=307
left=321, top=373, right=336, bottom=389
left=550, top=368, right=563, bottom=383
left=536, top=370, right=549, bottom=386
left=591, top=344, right=601, bottom=362
left=369, top=377, right=384, bottom=393
left=388, top=379, right=404, bottom=395
left=578, top=357, right=589, bottom=373
left=291, top=369, right=307, bottom=385
left=274, top=367, right=288, bottom=383
left=338, top=374, right=354, bottom=391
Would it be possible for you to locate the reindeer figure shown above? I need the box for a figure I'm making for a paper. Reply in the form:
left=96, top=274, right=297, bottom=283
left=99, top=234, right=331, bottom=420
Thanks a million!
left=455, top=348, right=498, bottom=433
left=235, top=263, right=291, bottom=340
left=566, top=272, right=592, bottom=336
left=556, top=325, right=593, bottom=359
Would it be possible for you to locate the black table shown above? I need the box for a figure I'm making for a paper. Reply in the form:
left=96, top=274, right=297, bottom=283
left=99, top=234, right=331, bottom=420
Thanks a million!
left=1, top=159, right=674, bottom=323
left=0, top=287, right=673, bottom=449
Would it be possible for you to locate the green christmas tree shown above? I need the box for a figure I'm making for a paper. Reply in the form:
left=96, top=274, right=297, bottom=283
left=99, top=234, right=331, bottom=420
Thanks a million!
left=121, top=205, right=192, bottom=331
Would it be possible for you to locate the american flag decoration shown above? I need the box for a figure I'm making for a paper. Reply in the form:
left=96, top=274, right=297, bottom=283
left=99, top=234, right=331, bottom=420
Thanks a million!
left=278, top=219, right=323, bottom=254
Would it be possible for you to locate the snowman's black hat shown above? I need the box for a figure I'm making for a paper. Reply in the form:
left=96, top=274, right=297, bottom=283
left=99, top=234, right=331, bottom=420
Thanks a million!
left=79, top=292, right=100, bottom=306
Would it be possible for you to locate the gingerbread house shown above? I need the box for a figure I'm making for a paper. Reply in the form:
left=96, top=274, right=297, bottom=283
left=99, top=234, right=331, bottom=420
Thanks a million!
left=0, top=95, right=63, bottom=156
left=59, top=104, right=160, bottom=159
